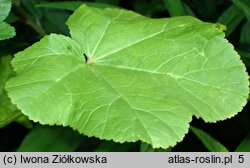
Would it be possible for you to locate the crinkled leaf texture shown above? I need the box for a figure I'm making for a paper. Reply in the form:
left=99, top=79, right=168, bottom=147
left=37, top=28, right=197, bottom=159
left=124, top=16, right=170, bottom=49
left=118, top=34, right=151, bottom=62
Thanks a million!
left=6, top=5, right=249, bottom=148
left=0, top=22, right=15, bottom=40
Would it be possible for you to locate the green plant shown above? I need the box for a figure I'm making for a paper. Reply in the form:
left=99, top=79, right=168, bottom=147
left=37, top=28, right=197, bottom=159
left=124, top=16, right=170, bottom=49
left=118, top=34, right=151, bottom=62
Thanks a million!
left=0, top=0, right=15, bottom=40
left=1, top=0, right=250, bottom=152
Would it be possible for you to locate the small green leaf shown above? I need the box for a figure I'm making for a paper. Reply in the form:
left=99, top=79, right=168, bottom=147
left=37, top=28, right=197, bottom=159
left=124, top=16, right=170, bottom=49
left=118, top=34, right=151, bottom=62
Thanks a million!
left=18, top=124, right=84, bottom=152
left=217, top=4, right=245, bottom=36
left=6, top=5, right=249, bottom=149
left=162, top=0, right=187, bottom=16
left=0, top=22, right=15, bottom=40
left=0, top=56, right=21, bottom=128
left=235, top=132, right=250, bottom=152
left=5, top=12, right=19, bottom=24
left=191, top=126, right=229, bottom=152
left=0, top=0, right=15, bottom=40
left=0, top=0, right=12, bottom=21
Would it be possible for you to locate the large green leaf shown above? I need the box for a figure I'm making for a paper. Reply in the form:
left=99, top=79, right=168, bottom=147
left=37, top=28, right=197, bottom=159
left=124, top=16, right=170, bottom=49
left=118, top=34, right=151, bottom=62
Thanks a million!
left=0, top=56, right=21, bottom=128
left=6, top=5, right=249, bottom=148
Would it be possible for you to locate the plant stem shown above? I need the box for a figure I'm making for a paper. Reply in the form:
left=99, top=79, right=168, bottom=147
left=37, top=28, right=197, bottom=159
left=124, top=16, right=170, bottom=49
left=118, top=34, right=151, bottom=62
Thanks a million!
left=12, top=0, right=46, bottom=36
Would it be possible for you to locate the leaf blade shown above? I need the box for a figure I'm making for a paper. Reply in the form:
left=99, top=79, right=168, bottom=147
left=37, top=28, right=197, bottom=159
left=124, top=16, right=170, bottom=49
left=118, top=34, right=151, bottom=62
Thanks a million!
left=217, top=4, right=245, bottom=36
left=0, top=0, right=12, bottom=21
left=231, top=0, right=250, bottom=22
left=162, top=0, right=187, bottom=16
left=191, top=127, right=229, bottom=152
left=6, top=5, right=249, bottom=149
left=0, top=21, right=15, bottom=40
left=235, top=132, right=250, bottom=152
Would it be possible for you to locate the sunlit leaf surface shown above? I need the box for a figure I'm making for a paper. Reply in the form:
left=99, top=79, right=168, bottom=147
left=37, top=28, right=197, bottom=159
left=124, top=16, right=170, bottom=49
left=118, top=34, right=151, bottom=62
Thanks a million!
left=6, top=5, right=249, bottom=148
